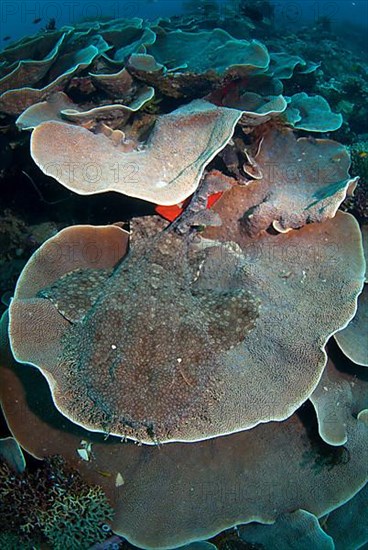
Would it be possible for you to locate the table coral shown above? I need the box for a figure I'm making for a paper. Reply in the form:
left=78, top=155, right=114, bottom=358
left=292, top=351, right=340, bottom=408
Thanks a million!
left=334, top=286, right=368, bottom=367
left=1, top=13, right=367, bottom=550
left=284, top=92, right=343, bottom=132
left=225, top=128, right=358, bottom=235
left=8, top=209, right=365, bottom=444
left=17, top=89, right=155, bottom=131
left=126, top=28, right=269, bottom=97
left=0, top=332, right=367, bottom=548
left=321, top=482, right=368, bottom=550
left=334, top=222, right=368, bottom=366
left=239, top=510, right=334, bottom=549
left=266, top=52, right=319, bottom=80
left=29, top=99, right=242, bottom=205
left=0, top=33, right=67, bottom=94
left=0, top=43, right=99, bottom=115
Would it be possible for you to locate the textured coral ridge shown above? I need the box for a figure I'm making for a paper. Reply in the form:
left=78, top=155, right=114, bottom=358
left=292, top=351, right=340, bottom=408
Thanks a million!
left=29, top=99, right=242, bottom=205
left=4, top=16, right=346, bottom=208
left=334, top=224, right=368, bottom=367
left=2, top=11, right=368, bottom=550
left=8, top=208, right=365, bottom=444
left=1, top=324, right=368, bottom=548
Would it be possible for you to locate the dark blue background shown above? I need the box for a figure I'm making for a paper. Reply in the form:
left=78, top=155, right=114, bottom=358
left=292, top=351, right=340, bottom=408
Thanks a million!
left=0, top=1, right=367, bottom=47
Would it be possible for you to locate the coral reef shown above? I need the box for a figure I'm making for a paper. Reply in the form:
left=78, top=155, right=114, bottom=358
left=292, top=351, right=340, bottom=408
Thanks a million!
left=9, top=212, right=364, bottom=443
left=0, top=455, right=113, bottom=549
left=264, top=22, right=368, bottom=141
left=28, top=99, right=242, bottom=205
left=0, top=337, right=367, bottom=548
left=0, top=6, right=367, bottom=550
left=0, top=210, right=58, bottom=307
left=342, top=141, right=368, bottom=223
left=239, top=510, right=334, bottom=549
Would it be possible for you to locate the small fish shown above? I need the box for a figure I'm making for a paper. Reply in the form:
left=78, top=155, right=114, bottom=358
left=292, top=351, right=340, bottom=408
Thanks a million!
left=77, top=439, right=92, bottom=461
left=358, top=151, right=368, bottom=158
left=77, top=448, right=90, bottom=461
left=32, top=17, right=42, bottom=24
left=45, top=17, right=56, bottom=31
left=3, top=36, right=11, bottom=41
left=115, top=472, right=125, bottom=487
left=96, top=469, right=112, bottom=478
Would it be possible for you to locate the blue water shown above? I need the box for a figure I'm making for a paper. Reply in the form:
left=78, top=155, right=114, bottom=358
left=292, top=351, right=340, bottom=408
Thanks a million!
left=1, top=0, right=367, bottom=44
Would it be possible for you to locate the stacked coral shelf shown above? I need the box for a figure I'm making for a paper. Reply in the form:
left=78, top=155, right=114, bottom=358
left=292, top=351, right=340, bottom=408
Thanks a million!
left=0, top=4, right=367, bottom=549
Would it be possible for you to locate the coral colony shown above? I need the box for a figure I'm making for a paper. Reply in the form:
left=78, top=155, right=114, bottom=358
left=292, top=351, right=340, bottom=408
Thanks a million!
left=0, top=6, right=367, bottom=550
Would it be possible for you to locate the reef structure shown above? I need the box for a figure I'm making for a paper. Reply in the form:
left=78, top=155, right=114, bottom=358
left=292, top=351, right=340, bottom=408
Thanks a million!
left=0, top=13, right=367, bottom=550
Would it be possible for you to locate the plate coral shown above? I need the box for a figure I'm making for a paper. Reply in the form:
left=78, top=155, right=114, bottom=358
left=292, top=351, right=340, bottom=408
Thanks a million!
left=0, top=6, right=367, bottom=550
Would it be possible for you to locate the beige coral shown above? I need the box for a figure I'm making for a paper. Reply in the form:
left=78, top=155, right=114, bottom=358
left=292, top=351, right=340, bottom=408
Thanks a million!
left=29, top=99, right=242, bottom=205
left=1, top=326, right=367, bottom=548
left=8, top=207, right=365, bottom=444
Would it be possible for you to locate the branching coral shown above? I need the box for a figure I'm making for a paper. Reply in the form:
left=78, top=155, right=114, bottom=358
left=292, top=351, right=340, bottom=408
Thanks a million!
left=39, top=485, right=114, bottom=550
left=0, top=455, right=113, bottom=548
left=0, top=532, right=36, bottom=549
